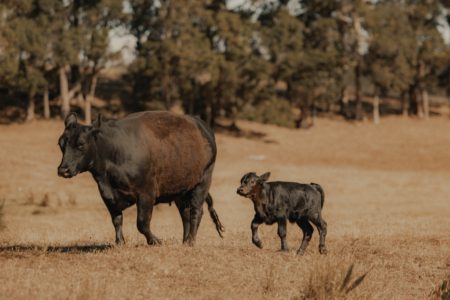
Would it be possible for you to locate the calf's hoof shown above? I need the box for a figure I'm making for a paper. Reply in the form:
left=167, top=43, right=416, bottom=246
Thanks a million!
left=297, top=249, right=305, bottom=256
left=319, top=246, right=328, bottom=255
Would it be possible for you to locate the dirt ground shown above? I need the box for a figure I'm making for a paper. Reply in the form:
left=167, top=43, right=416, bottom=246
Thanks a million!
left=0, top=116, right=449, bottom=299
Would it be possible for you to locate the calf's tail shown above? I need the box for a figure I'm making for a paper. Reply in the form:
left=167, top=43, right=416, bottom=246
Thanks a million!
left=206, top=193, right=225, bottom=238
left=310, top=183, right=325, bottom=208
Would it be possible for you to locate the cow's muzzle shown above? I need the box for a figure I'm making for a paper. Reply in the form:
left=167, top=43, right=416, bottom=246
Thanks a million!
left=57, top=166, right=77, bottom=178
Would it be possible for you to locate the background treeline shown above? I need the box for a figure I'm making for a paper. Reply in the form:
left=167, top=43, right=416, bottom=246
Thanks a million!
left=1, top=0, right=450, bottom=128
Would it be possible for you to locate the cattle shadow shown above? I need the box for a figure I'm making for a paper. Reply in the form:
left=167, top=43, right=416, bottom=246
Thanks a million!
left=0, top=244, right=113, bottom=254
left=215, top=122, right=278, bottom=144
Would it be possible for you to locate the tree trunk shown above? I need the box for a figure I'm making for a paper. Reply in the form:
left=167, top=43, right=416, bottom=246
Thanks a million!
left=373, top=93, right=380, bottom=125
left=354, top=62, right=363, bottom=120
left=401, top=91, right=408, bottom=117
left=417, top=88, right=424, bottom=118
left=416, top=60, right=425, bottom=119
left=43, top=84, right=50, bottom=119
left=59, top=67, right=70, bottom=118
left=85, top=74, right=98, bottom=125
left=447, top=67, right=450, bottom=118
left=422, top=88, right=429, bottom=119
left=353, top=11, right=364, bottom=121
left=339, top=86, right=349, bottom=119
left=26, top=90, right=36, bottom=122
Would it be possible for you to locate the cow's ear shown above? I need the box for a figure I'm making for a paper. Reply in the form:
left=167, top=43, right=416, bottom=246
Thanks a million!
left=90, top=114, right=102, bottom=136
left=64, top=112, right=77, bottom=128
left=92, top=113, right=102, bottom=129
left=258, top=172, right=271, bottom=182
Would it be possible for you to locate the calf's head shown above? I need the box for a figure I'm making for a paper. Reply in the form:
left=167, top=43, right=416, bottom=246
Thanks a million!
left=236, top=172, right=271, bottom=198
left=57, top=113, right=101, bottom=178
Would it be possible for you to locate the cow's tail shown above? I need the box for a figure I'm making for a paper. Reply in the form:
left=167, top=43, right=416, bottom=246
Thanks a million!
left=311, top=183, right=325, bottom=208
left=206, top=193, right=225, bottom=238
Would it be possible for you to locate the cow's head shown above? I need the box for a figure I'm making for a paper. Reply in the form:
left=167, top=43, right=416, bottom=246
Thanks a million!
left=236, top=172, right=271, bottom=198
left=57, top=112, right=101, bottom=178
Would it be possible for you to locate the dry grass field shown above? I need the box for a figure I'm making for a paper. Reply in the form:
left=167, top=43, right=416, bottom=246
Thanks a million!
left=0, top=116, right=449, bottom=299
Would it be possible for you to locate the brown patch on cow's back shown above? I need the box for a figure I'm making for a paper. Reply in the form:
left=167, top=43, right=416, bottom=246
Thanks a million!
left=138, top=111, right=193, bottom=140
left=130, top=111, right=213, bottom=196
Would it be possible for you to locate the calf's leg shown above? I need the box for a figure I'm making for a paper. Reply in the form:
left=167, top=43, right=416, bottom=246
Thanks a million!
left=296, top=217, right=314, bottom=255
left=310, top=213, right=327, bottom=255
left=136, top=193, right=161, bottom=245
left=277, top=219, right=289, bottom=251
left=251, top=216, right=263, bottom=249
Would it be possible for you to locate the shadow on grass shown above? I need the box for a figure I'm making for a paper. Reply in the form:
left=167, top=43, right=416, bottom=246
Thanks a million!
left=215, top=121, right=278, bottom=144
left=0, top=244, right=113, bottom=254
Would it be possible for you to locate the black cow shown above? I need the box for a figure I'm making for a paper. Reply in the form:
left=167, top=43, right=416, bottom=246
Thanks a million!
left=236, top=172, right=327, bottom=255
left=57, top=111, right=224, bottom=245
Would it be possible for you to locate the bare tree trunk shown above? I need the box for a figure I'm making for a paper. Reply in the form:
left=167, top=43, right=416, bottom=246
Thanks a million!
left=401, top=91, right=408, bottom=117
left=353, top=11, right=364, bottom=121
left=372, top=86, right=380, bottom=124
left=416, top=60, right=425, bottom=119
left=373, top=93, right=380, bottom=125
left=85, top=73, right=98, bottom=125
left=26, top=91, right=36, bottom=122
left=339, top=86, right=349, bottom=118
left=355, top=62, right=363, bottom=120
left=422, top=88, right=429, bottom=119
left=43, top=84, right=50, bottom=119
left=447, top=67, right=450, bottom=118
left=417, top=88, right=424, bottom=118
left=59, top=67, right=70, bottom=118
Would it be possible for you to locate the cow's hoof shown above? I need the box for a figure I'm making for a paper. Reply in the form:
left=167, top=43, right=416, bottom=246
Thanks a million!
left=115, top=239, right=125, bottom=246
left=148, top=237, right=162, bottom=246
left=319, top=246, right=328, bottom=255
left=297, top=249, right=305, bottom=256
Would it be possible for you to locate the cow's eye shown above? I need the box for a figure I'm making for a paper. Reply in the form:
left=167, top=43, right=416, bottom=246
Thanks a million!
left=58, top=138, right=66, bottom=149
left=77, top=143, right=85, bottom=150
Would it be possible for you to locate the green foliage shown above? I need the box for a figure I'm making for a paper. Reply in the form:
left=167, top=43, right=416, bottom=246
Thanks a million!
left=365, top=2, right=416, bottom=94
left=2, top=0, right=450, bottom=125
left=240, top=98, right=296, bottom=128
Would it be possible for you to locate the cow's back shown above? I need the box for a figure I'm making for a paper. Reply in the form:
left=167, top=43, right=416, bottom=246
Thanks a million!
left=118, top=111, right=214, bottom=196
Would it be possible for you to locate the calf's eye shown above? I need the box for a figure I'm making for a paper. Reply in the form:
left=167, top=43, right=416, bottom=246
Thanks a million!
left=77, top=144, right=85, bottom=150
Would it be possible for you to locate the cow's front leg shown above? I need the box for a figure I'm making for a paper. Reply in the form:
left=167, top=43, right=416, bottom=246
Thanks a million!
left=137, top=193, right=161, bottom=245
left=277, top=219, right=289, bottom=252
left=251, top=216, right=263, bottom=249
left=99, top=184, right=126, bottom=245
left=110, top=209, right=125, bottom=245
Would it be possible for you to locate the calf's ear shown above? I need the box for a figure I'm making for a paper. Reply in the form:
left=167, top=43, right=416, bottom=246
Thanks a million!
left=64, top=112, right=77, bottom=128
left=259, top=172, right=271, bottom=182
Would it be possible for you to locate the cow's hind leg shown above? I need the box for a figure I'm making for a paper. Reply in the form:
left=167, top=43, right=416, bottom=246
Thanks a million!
left=186, top=186, right=205, bottom=246
left=309, top=214, right=327, bottom=255
left=185, top=166, right=213, bottom=246
left=296, top=217, right=314, bottom=255
left=175, top=196, right=191, bottom=243
left=136, top=193, right=161, bottom=245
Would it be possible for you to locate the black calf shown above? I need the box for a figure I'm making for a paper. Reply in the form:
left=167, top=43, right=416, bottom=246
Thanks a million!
left=237, top=172, right=327, bottom=255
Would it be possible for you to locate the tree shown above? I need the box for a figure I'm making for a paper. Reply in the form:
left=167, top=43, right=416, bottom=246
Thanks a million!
left=365, top=1, right=416, bottom=122
left=0, top=1, right=49, bottom=121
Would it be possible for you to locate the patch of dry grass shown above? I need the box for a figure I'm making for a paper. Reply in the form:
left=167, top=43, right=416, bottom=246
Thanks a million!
left=0, top=117, right=449, bottom=299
